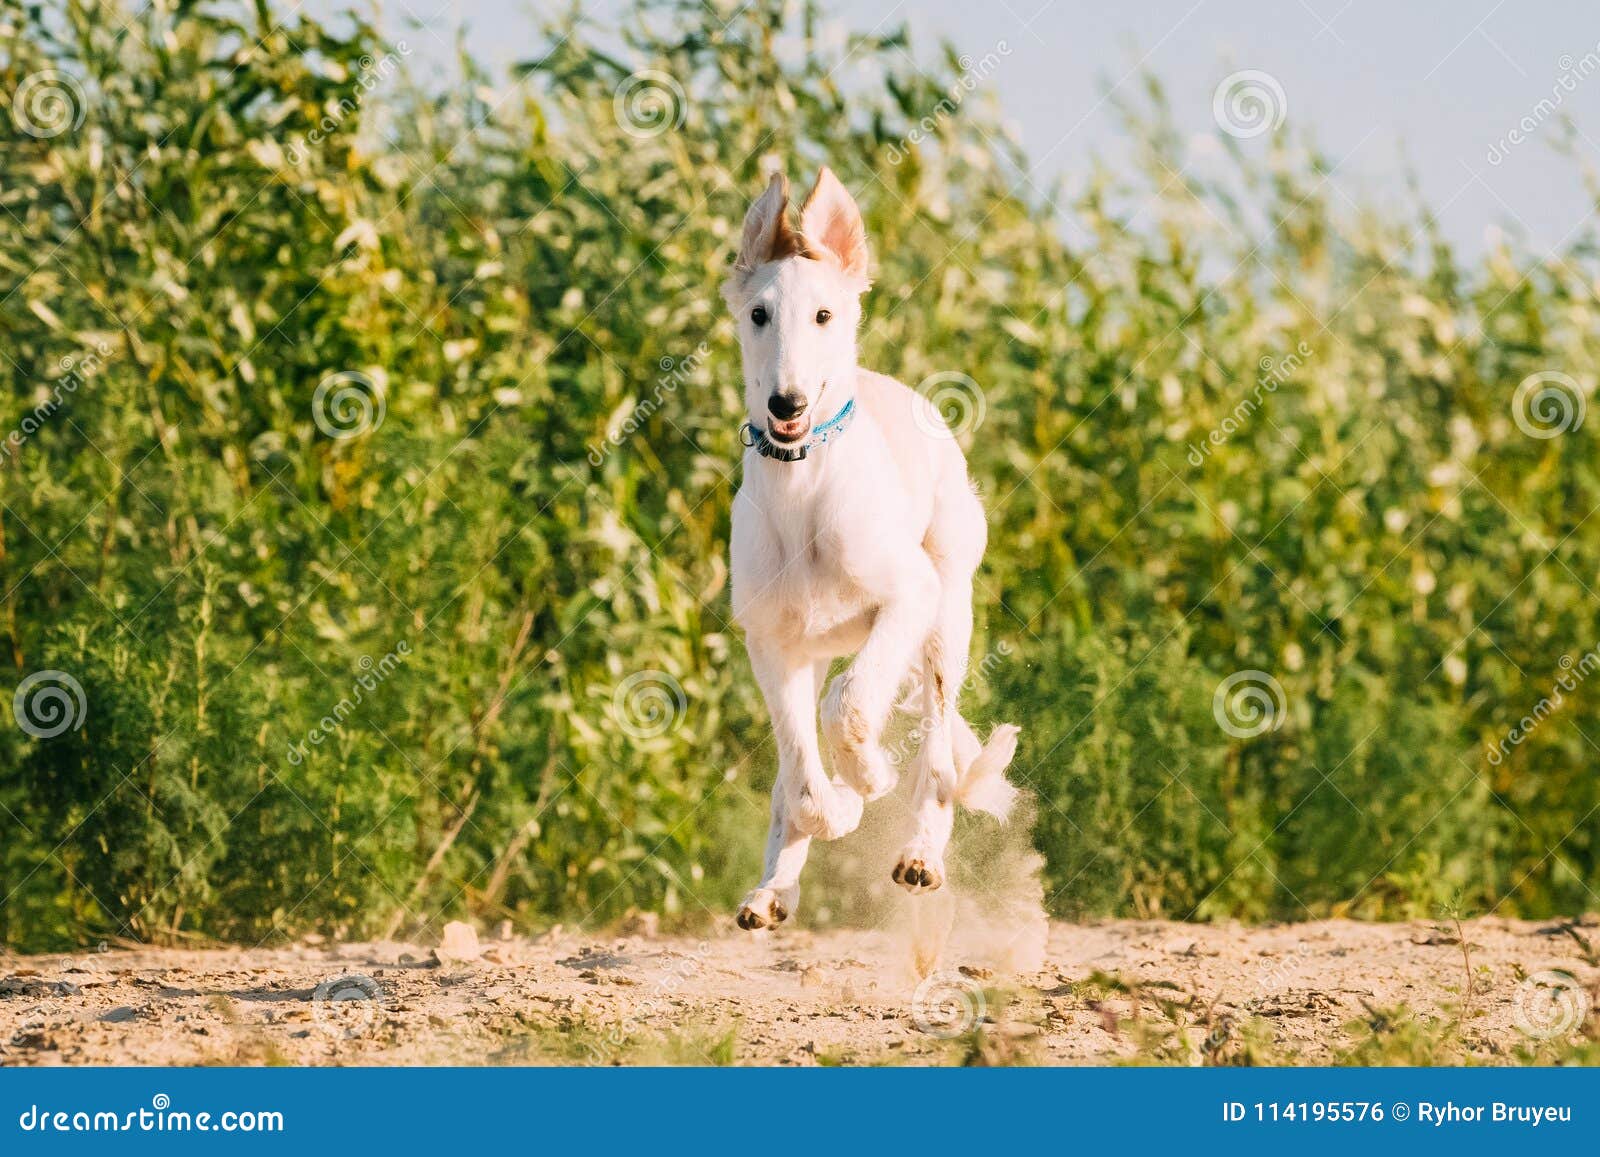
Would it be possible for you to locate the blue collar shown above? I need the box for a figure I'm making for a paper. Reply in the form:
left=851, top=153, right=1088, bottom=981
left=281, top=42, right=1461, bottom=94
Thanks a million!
left=740, top=398, right=856, bottom=462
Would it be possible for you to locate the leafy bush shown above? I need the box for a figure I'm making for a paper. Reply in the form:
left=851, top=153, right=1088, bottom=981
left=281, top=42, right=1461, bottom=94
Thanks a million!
left=0, top=0, right=1596, bottom=949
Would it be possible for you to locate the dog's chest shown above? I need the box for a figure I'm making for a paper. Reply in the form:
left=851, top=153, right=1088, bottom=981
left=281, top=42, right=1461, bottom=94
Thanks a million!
left=774, top=509, right=859, bottom=596
left=761, top=498, right=876, bottom=644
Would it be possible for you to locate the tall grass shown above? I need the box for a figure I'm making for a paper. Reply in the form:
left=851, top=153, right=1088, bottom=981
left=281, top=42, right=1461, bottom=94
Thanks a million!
left=0, top=0, right=1597, bottom=950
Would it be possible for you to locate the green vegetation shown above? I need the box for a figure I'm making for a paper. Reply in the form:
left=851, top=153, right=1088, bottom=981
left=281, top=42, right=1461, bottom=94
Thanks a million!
left=2, top=0, right=1598, bottom=951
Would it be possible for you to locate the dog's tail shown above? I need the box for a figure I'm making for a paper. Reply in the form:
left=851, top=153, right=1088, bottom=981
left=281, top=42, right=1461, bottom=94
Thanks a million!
left=952, top=714, right=1021, bottom=822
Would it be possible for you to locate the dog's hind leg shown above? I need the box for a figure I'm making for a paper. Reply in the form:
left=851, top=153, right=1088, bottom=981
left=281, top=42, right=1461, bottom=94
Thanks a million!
left=893, top=626, right=958, bottom=893
left=893, top=476, right=1014, bottom=891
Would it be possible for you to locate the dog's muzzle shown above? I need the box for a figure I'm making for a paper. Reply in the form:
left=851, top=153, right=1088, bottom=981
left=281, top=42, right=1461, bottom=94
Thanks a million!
left=765, top=390, right=811, bottom=447
left=740, top=398, right=857, bottom=463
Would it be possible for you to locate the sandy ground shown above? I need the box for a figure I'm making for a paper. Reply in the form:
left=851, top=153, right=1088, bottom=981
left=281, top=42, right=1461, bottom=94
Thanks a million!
left=2, top=915, right=1595, bottom=1066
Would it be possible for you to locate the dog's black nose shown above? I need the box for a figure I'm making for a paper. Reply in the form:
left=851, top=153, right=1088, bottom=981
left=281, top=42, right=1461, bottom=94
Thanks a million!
left=767, top=391, right=808, bottom=420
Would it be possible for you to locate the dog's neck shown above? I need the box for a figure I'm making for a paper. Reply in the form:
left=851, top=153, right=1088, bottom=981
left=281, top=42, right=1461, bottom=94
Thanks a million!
left=745, top=397, right=855, bottom=463
left=743, top=372, right=859, bottom=467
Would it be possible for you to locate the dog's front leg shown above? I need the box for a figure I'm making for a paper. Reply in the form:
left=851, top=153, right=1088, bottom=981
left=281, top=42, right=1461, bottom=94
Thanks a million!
left=738, top=636, right=862, bottom=930
left=822, top=557, right=939, bottom=800
left=736, top=778, right=808, bottom=930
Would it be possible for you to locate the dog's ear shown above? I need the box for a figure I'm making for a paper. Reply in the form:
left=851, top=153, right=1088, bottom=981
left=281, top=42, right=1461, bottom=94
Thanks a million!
left=799, top=167, right=869, bottom=285
left=732, top=172, right=799, bottom=275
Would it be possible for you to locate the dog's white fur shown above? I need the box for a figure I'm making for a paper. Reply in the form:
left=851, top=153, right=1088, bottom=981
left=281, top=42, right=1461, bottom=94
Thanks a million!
left=724, top=168, right=1020, bottom=931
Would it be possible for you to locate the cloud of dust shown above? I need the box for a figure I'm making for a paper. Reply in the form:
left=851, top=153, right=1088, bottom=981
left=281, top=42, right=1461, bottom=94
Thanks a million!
left=806, top=730, right=1048, bottom=983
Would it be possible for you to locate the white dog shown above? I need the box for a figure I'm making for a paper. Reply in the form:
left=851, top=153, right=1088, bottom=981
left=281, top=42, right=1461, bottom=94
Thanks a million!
left=724, top=167, right=1020, bottom=931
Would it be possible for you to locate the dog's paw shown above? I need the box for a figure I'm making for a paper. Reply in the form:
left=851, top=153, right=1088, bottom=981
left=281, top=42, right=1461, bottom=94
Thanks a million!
left=891, top=845, right=944, bottom=894
left=821, top=680, right=896, bottom=801
left=831, top=739, right=897, bottom=801
left=792, top=779, right=864, bottom=841
left=735, top=887, right=792, bottom=931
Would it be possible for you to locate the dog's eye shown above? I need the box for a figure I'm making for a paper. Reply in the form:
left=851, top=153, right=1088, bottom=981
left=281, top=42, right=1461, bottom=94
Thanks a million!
left=815, top=309, right=832, bottom=325
left=750, top=306, right=769, bottom=327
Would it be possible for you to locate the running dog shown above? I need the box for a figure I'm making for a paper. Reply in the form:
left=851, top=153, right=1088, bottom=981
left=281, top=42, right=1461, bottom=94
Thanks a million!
left=723, top=166, right=1020, bottom=930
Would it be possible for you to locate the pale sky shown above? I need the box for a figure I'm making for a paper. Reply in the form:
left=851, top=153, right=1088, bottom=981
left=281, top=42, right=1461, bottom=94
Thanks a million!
left=322, top=0, right=1600, bottom=255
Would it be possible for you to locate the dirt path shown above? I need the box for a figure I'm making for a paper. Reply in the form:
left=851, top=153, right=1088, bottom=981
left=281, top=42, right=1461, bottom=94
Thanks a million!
left=3, top=916, right=1595, bottom=1066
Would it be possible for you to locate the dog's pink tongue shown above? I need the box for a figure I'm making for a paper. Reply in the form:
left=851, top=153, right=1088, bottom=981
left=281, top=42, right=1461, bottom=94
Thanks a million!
left=772, top=418, right=805, bottom=440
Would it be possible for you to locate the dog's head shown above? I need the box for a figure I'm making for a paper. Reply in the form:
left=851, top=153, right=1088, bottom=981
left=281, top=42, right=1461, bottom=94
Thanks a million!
left=721, top=168, right=870, bottom=449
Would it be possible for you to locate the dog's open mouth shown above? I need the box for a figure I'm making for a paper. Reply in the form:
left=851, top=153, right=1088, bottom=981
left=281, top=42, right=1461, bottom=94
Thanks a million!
left=766, top=416, right=811, bottom=445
